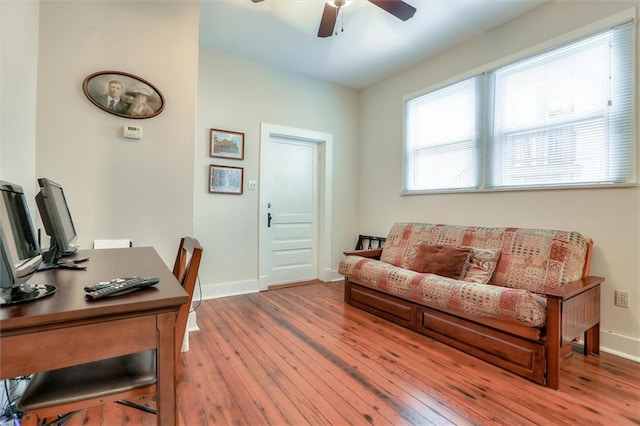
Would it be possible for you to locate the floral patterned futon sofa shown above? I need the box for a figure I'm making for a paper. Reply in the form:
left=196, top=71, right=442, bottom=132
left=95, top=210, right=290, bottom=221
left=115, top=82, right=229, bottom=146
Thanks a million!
left=339, top=223, right=604, bottom=389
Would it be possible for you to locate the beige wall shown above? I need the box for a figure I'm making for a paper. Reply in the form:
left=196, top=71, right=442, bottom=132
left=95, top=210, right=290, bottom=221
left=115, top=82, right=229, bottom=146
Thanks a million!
left=1, top=1, right=39, bottom=214
left=195, top=48, right=360, bottom=297
left=35, top=1, right=199, bottom=264
left=359, top=1, right=640, bottom=359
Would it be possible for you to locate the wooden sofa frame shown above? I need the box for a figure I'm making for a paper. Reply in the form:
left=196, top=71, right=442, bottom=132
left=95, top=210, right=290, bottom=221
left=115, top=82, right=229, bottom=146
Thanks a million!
left=343, top=243, right=604, bottom=390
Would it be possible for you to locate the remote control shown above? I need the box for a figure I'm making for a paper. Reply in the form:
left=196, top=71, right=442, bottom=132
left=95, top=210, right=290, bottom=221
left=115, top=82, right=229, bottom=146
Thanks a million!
left=85, top=277, right=160, bottom=301
left=84, top=277, right=139, bottom=292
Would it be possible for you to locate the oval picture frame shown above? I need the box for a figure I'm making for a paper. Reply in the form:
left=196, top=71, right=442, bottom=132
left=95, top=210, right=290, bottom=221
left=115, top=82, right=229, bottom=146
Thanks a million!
left=82, top=71, right=164, bottom=119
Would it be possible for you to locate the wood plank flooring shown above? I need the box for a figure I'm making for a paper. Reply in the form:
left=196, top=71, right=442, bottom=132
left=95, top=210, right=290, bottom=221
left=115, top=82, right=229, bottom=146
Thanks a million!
left=57, top=281, right=639, bottom=425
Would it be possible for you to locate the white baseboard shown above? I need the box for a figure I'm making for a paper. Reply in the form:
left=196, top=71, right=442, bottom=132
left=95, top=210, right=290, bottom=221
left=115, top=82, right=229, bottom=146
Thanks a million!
left=328, top=269, right=343, bottom=282
left=321, top=267, right=337, bottom=282
left=181, top=309, right=200, bottom=352
left=187, top=309, right=199, bottom=332
left=201, top=279, right=260, bottom=299
left=200, top=272, right=345, bottom=300
left=600, top=330, right=640, bottom=362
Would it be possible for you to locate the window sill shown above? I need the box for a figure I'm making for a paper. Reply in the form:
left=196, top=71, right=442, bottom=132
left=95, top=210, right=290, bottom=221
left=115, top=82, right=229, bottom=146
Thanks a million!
left=401, top=182, right=639, bottom=196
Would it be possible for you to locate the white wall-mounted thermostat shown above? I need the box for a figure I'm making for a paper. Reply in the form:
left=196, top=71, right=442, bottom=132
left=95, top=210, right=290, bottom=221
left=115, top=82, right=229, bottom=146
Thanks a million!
left=123, top=125, right=142, bottom=139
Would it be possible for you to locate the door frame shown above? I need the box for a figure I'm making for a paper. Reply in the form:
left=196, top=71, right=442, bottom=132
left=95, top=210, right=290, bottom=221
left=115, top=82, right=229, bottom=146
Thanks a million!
left=258, top=123, right=333, bottom=291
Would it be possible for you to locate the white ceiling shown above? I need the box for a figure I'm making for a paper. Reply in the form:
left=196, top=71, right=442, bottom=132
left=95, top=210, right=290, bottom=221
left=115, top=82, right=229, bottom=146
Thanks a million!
left=199, top=0, right=546, bottom=90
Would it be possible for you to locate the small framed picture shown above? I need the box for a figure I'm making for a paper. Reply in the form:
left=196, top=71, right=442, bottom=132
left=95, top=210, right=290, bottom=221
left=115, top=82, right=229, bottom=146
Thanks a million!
left=209, top=165, right=244, bottom=194
left=210, top=128, right=244, bottom=160
left=82, top=70, right=164, bottom=119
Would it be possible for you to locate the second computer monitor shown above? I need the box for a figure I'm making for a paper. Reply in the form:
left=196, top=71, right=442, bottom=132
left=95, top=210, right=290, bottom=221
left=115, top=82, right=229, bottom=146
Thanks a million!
left=36, top=177, right=79, bottom=267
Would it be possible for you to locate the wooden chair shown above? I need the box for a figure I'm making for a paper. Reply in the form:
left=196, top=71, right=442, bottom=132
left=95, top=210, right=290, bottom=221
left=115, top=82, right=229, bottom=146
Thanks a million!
left=18, top=237, right=203, bottom=426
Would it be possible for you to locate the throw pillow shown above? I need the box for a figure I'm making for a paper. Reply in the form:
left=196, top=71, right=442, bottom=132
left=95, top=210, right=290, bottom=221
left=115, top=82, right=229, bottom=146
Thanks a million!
left=408, top=243, right=472, bottom=279
left=462, top=248, right=501, bottom=284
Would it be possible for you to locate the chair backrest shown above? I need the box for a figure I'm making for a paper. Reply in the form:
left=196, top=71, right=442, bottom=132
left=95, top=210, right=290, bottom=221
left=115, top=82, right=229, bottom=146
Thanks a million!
left=172, top=237, right=203, bottom=360
left=355, top=234, right=386, bottom=250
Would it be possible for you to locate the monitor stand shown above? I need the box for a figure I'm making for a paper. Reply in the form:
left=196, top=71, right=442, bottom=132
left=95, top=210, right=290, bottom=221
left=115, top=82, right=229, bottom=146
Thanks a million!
left=38, top=242, right=89, bottom=271
left=0, top=283, right=57, bottom=306
left=38, top=260, right=87, bottom=271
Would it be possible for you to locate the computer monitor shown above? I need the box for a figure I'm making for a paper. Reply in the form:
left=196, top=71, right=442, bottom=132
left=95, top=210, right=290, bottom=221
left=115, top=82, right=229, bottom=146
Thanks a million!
left=0, top=180, right=56, bottom=306
left=0, top=236, right=13, bottom=286
left=36, top=177, right=85, bottom=270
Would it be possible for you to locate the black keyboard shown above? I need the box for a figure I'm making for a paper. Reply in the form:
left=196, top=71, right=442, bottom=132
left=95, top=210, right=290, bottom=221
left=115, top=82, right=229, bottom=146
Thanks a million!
left=85, top=276, right=159, bottom=300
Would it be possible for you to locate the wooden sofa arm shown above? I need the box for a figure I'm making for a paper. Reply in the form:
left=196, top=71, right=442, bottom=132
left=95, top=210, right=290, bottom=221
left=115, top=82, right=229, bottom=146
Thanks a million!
left=544, top=276, right=605, bottom=300
left=343, top=248, right=383, bottom=259
left=545, top=275, right=603, bottom=390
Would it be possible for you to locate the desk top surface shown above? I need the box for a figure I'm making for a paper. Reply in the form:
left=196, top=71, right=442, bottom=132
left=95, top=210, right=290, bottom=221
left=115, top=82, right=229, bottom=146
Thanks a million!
left=0, top=247, right=189, bottom=331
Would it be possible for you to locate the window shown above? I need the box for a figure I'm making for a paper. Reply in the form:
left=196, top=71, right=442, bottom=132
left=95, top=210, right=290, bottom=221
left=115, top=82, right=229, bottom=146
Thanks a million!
left=405, top=78, right=481, bottom=190
left=404, top=20, right=634, bottom=192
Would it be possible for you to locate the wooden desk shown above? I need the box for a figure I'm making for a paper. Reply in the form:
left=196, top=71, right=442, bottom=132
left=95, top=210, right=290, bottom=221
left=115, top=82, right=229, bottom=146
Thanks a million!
left=0, top=247, right=188, bottom=426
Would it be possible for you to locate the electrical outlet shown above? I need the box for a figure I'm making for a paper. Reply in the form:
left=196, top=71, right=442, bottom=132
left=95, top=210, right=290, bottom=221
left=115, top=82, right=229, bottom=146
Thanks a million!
left=614, top=290, right=630, bottom=308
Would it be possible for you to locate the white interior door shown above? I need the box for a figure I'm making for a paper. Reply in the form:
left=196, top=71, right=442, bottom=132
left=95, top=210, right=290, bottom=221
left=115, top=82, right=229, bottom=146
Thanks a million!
left=268, top=138, right=318, bottom=285
left=259, top=124, right=334, bottom=291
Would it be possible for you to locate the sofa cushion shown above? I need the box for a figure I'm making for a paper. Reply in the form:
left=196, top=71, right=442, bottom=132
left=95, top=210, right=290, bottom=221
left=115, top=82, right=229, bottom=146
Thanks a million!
left=408, top=243, right=471, bottom=279
left=380, top=223, right=588, bottom=294
left=339, top=256, right=547, bottom=328
left=381, top=223, right=504, bottom=269
left=462, top=248, right=501, bottom=284
left=491, top=227, right=588, bottom=293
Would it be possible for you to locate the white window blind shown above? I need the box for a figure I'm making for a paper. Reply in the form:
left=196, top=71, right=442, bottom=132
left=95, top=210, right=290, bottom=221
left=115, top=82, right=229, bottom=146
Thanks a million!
left=491, top=21, right=634, bottom=188
left=405, top=77, right=481, bottom=191
left=404, top=20, right=635, bottom=192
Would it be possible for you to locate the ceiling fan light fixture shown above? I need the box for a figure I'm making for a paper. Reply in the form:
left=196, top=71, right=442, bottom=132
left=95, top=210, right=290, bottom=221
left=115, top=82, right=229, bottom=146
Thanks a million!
left=325, top=0, right=352, bottom=8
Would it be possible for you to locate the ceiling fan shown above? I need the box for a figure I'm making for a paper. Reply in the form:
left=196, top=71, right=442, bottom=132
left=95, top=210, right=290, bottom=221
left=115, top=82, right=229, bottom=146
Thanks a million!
left=250, top=0, right=417, bottom=38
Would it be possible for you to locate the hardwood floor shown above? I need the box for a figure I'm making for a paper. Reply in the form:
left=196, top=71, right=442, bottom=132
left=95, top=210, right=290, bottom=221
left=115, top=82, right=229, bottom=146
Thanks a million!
left=58, top=281, right=639, bottom=425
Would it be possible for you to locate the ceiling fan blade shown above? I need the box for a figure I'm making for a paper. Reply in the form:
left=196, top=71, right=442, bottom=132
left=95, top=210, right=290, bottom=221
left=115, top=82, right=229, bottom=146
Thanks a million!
left=368, top=0, right=416, bottom=21
left=250, top=0, right=265, bottom=3
left=318, top=3, right=338, bottom=38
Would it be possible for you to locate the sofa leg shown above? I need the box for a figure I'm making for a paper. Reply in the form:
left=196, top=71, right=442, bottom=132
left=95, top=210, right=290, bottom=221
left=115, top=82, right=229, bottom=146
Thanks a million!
left=584, top=322, right=600, bottom=356
left=344, top=278, right=351, bottom=303
left=546, top=296, right=561, bottom=390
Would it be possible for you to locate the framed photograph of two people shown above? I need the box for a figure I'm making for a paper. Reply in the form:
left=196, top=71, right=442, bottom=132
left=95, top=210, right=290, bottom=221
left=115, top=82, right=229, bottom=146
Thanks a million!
left=83, top=71, right=164, bottom=119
